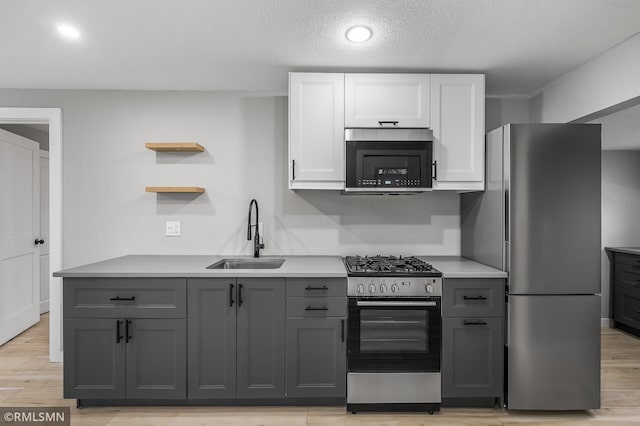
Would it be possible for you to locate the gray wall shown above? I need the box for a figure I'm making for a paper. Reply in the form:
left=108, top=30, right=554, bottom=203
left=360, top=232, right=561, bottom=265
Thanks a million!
left=0, top=89, right=461, bottom=268
left=485, top=97, right=530, bottom=132
left=601, top=150, right=640, bottom=317
left=0, top=124, right=49, bottom=150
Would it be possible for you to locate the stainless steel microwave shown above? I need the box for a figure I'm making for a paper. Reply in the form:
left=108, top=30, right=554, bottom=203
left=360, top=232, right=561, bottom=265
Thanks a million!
left=345, top=128, right=434, bottom=193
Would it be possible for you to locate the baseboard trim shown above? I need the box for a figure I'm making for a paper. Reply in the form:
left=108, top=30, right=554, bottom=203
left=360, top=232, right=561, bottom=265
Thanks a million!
left=601, top=318, right=611, bottom=327
left=40, top=300, right=49, bottom=314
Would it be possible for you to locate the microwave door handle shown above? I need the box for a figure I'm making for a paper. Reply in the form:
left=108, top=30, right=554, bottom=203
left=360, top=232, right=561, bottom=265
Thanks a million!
left=432, top=160, right=437, bottom=181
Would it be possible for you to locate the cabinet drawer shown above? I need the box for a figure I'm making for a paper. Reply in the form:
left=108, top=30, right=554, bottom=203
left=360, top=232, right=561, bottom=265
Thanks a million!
left=616, top=267, right=640, bottom=287
left=63, top=278, right=187, bottom=318
left=286, top=278, right=346, bottom=297
left=442, top=279, right=504, bottom=318
left=614, top=283, right=640, bottom=330
left=616, top=253, right=640, bottom=268
left=286, top=297, right=347, bottom=317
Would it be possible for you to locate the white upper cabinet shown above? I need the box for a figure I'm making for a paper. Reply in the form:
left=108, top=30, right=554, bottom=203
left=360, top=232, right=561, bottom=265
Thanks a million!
left=345, top=74, right=430, bottom=128
left=288, top=72, right=345, bottom=190
left=430, top=74, right=485, bottom=191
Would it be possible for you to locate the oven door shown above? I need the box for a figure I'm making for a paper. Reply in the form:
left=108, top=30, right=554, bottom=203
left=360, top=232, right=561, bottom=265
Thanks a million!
left=348, top=297, right=441, bottom=372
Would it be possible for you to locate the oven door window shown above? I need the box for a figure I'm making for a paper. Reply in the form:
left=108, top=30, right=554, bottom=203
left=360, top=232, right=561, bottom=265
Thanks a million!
left=348, top=298, right=441, bottom=372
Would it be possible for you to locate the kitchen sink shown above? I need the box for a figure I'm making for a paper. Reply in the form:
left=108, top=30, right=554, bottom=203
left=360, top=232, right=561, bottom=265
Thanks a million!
left=206, top=258, right=285, bottom=270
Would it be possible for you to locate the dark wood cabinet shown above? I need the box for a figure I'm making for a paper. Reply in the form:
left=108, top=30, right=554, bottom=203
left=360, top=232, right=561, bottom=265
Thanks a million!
left=609, top=250, right=640, bottom=336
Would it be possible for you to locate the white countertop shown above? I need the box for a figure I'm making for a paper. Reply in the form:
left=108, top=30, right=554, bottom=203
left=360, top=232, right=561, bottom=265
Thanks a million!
left=54, top=254, right=507, bottom=280
left=53, top=255, right=347, bottom=278
left=420, top=256, right=507, bottom=279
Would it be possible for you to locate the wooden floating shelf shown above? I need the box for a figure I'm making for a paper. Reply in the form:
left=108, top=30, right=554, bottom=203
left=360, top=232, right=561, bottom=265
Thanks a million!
left=145, top=186, right=205, bottom=193
left=145, top=142, right=204, bottom=152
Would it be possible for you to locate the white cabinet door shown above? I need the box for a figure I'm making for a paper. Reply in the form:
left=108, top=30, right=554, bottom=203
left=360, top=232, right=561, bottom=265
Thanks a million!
left=431, top=74, right=485, bottom=191
left=345, top=74, right=430, bottom=128
left=289, top=73, right=345, bottom=190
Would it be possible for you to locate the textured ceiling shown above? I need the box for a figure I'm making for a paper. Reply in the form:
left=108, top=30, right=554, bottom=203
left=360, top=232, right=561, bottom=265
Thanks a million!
left=1, top=0, right=639, bottom=96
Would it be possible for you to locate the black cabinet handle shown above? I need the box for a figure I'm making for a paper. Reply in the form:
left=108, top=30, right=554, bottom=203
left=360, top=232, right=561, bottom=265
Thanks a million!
left=341, top=319, right=345, bottom=343
left=116, top=320, right=123, bottom=344
left=238, top=284, right=244, bottom=307
left=432, top=161, right=438, bottom=180
left=292, top=159, right=296, bottom=180
left=305, top=306, right=328, bottom=311
left=34, top=239, right=45, bottom=245
left=125, top=319, right=132, bottom=343
left=110, top=296, right=135, bottom=301
left=463, top=295, right=488, bottom=301
left=463, top=320, right=487, bottom=326
left=229, top=283, right=234, bottom=307
left=378, top=121, right=398, bottom=127
left=305, top=285, right=328, bottom=291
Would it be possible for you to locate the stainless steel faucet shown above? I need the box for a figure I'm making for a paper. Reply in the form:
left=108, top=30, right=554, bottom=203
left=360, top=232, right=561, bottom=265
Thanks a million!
left=247, top=199, right=264, bottom=258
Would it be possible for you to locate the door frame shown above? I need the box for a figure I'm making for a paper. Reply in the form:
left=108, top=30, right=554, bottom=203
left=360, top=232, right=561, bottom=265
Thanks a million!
left=0, top=108, right=62, bottom=362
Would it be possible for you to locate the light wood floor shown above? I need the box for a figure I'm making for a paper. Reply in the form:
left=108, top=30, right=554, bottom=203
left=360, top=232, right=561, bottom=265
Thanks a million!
left=1, top=314, right=640, bottom=425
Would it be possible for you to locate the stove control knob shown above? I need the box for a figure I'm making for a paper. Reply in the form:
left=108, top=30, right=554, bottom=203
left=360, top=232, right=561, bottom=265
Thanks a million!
left=391, top=284, right=399, bottom=293
left=368, top=284, right=376, bottom=293
left=357, top=284, right=364, bottom=294
left=425, top=284, right=434, bottom=294
left=380, top=284, right=388, bottom=293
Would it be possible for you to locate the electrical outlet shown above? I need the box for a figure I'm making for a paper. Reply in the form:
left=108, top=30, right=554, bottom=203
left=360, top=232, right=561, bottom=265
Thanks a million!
left=165, top=221, right=181, bottom=237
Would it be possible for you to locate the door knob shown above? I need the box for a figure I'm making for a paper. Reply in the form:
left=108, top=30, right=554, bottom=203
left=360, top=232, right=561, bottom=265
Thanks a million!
left=34, top=239, right=45, bottom=245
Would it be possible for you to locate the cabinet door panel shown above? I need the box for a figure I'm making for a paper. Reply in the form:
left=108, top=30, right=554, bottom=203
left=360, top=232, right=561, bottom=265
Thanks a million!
left=442, top=317, right=502, bottom=398
left=614, top=284, right=640, bottom=329
left=236, top=279, right=286, bottom=398
left=286, top=318, right=346, bottom=398
left=345, top=74, right=430, bottom=128
left=63, top=318, right=125, bottom=399
left=125, top=318, right=187, bottom=399
left=431, top=74, right=484, bottom=190
left=188, top=279, right=237, bottom=399
left=289, top=72, right=345, bottom=189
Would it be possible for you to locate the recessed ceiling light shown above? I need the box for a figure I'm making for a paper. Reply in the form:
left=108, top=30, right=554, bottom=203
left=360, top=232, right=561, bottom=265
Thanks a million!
left=57, top=24, right=81, bottom=40
left=345, top=26, right=372, bottom=43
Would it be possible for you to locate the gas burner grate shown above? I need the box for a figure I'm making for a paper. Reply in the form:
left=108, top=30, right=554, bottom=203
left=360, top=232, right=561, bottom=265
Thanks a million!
left=344, top=255, right=440, bottom=277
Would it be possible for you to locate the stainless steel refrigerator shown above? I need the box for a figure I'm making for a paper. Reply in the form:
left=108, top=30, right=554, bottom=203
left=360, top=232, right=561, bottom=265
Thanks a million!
left=461, top=123, right=601, bottom=410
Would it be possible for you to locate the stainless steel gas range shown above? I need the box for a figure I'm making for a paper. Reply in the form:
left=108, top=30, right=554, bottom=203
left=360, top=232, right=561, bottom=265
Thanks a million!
left=343, top=255, right=443, bottom=414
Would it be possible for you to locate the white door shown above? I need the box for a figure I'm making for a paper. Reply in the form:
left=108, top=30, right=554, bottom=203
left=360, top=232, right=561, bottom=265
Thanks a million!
left=0, top=128, right=40, bottom=345
left=39, top=151, right=49, bottom=314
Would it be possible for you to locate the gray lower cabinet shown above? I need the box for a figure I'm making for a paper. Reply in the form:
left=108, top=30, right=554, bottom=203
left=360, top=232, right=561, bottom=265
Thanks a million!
left=441, top=278, right=504, bottom=400
left=441, top=317, right=503, bottom=398
left=64, top=317, right=186, bottom=399
left=285, top=278, right=347, bottom=399
left=63, top=278, right=188, bottom=401
left=285, top=318, right=346, bottom=397
left=188, top=278, right=285, bottom=399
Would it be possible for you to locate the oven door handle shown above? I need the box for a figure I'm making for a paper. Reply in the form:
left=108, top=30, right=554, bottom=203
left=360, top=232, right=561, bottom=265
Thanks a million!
left=356, top=300, right=437, bottom=307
